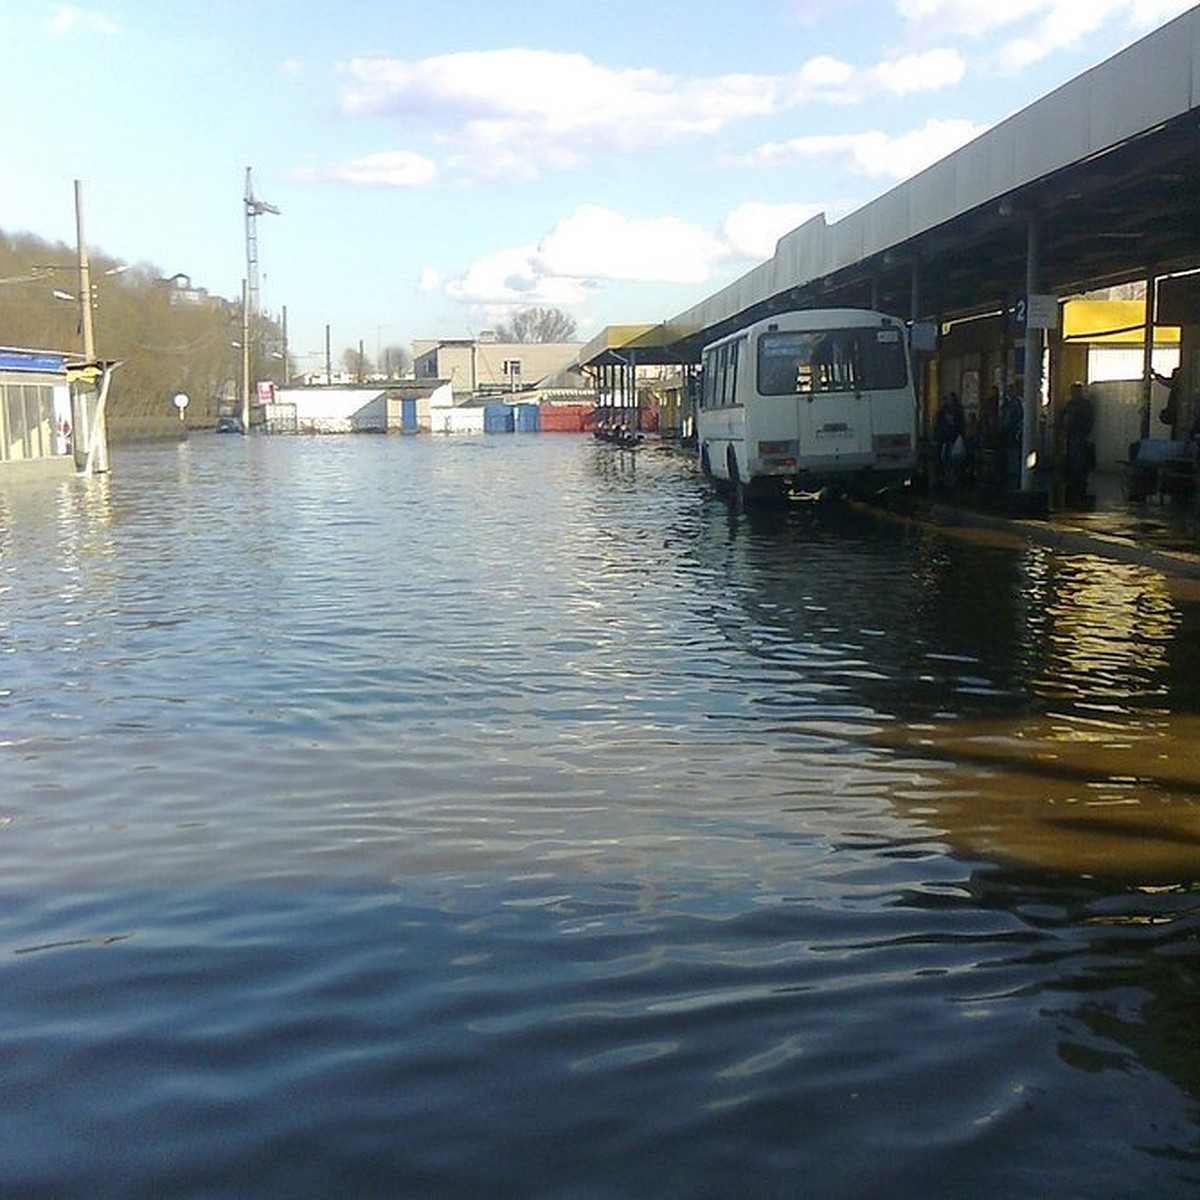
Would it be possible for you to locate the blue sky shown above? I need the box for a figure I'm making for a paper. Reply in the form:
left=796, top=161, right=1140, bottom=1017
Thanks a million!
left=1, top=1, right=1193, bottom=368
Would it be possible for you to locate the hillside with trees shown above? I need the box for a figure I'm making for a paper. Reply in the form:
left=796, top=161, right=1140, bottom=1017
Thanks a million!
left=0, top=230, right=286, bottom=439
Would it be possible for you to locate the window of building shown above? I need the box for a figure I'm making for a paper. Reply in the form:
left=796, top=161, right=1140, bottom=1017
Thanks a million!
left=0, top=380, right=56, bottom=462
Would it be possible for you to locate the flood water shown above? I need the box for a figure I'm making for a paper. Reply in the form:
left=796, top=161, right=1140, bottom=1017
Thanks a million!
left=3, top=433, right=1200, bottom=1198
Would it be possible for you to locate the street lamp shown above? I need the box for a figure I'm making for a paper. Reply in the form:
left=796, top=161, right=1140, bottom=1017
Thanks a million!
left=49, top=264, right=130, bottom=336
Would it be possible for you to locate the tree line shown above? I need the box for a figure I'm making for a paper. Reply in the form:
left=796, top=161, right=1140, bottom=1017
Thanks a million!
left=2, top=228, right=579, bottom=437
left=0, top=229, right=285, bottom=437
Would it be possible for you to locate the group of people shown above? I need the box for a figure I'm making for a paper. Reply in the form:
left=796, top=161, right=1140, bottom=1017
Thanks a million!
left=932, top=379, right=1100, bottom=506
left=933, top=384, right=1025, bottom=493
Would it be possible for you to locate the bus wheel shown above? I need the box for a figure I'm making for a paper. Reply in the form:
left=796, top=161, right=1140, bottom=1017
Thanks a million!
left=700, top=446, right=714, bottom=479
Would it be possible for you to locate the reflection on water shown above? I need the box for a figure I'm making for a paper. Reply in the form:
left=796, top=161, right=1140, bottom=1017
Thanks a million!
left=1, top=436, right=1199, bottom=1197
left=1025, top=551, right=1188, bottom=707
left=873, top=712, right=1200, bottom=878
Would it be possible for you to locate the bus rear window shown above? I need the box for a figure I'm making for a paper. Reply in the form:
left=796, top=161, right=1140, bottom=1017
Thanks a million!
left=757, top=327, right=907, bottom=395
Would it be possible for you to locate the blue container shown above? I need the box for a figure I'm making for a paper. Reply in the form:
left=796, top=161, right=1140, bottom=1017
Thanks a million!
left=515, top=403, right=540, bottom=433
left=483, top=403, right=515, bottom=434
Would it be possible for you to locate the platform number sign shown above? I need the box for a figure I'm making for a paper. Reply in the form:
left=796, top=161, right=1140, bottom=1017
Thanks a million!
left=1013, top=294, right=1059, bottom=330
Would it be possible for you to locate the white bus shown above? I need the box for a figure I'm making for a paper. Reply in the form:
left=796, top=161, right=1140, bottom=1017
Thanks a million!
left=697, top=309, right=918, bottom=503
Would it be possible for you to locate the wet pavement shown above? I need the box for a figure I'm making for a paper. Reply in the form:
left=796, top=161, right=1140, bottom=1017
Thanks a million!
left=864, top=469, right=1200, bottom=580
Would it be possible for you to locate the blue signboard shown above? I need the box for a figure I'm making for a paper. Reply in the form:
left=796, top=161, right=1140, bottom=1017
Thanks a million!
left=0, top=349, right=68, bottom=373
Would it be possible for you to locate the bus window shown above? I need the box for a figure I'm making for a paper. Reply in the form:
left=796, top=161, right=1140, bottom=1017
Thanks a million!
left=723, top=339, right=739, bottom=406
left=758, top=326, right=906, bottom=396
left=858, top=327, right=908, bottom=390
left=759, top=331, right=840, bottom=395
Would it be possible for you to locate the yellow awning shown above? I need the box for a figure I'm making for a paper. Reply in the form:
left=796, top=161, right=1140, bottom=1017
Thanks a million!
left=578, top=323, right=684, bottom=367
left=1061, top=299, right=1179, bottom=345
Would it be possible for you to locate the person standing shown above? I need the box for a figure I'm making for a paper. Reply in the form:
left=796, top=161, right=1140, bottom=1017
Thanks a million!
left=999, top=385, right=1024, bottom=490
left=1155, top=366, right=1181, bottom=436
left=1061, top=381, right=1095, bottom=507
left=934, top=391, right=965, bottom=487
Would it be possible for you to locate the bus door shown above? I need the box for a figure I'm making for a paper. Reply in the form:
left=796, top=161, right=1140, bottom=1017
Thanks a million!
left=791, top=330, right=873, bottom=468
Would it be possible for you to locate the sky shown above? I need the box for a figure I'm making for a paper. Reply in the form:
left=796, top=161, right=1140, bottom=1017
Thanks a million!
left=1, top=0, right=1195, bottom=370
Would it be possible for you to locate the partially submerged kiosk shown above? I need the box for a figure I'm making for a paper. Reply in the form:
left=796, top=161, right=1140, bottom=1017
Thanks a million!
left=0, top=346, right=118, bottom=478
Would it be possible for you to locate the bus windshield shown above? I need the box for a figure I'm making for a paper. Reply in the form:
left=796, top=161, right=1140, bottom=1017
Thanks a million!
left=757, top=326, right=907, bottom=396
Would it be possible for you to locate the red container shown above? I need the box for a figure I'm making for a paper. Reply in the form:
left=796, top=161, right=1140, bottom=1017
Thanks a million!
left=539, top=404, right=596, bottom=432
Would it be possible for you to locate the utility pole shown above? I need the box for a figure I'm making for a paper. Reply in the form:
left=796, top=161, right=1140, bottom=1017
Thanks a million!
left=281, top=305, right=289, bottom=385
left=74, top=179, right=95, bottom=362
left=241, top=279, right=251, bottom=433
left=74, top=178, right=113, bottom=475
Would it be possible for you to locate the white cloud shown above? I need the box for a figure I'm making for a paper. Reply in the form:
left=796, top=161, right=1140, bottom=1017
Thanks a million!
left=996, top=0, right=1129, bottom=69
left=1129, top=0, right=1198, bottom=24
left=418, top=267, right=441, bottom=293
left=868, top=48, right=966, bottom=94
left=47, top=5, right=119, bottom=35
left=437, top=199, right=837, bottom=321
left=290, top=150, right=437, bottom=188
left=534, top=206, right=726, bottom=284
left=331, top=46, right=968, bottom=182
left=793, top=54, right=857, bottom=94
left=444, top=244, right=594, bottom=309
left=338, top=48, right=772, bottom=180
left=789, top=47, right=965, bottom=104
left=893, top=0, right=1048, bottom=36
left=741, top=117, right=987, bottom=180
left=339, top=49, right=775, bottom=160
left=722, top=202, right=826, bottom=260
left=894, top=0, right=1195, bottom=71
left=440, top=204, right=739, bottom=316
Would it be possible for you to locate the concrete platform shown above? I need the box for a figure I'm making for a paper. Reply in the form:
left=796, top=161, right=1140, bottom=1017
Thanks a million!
left=861, top=471, right=1200, bottom=581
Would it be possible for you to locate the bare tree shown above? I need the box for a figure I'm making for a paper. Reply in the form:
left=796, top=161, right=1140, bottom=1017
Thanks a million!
left=341, top=346, right=372, bottom=381
left=379, top=344, right=411, bottom=378
left=494, top=306, right=577, bottom=343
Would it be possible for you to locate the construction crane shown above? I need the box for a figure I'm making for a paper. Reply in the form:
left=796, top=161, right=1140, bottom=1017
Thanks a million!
left=243, top=166, right=279, bottom=320
left=241, top=167, right=280, bottom=431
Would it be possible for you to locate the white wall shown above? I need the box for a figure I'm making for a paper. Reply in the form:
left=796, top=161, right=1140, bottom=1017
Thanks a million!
left=430, top=406, right=485, bottom=435
left=273, top=388, right=387, bottom=433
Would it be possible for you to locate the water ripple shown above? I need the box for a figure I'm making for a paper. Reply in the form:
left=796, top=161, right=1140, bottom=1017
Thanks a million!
left=3, top=438, right=1200, bottom=1196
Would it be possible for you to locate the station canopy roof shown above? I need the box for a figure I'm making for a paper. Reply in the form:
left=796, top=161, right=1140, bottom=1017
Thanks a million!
left=581, top=9, right=1200, bottom=371
left=577, top=323, right=688, bottom=368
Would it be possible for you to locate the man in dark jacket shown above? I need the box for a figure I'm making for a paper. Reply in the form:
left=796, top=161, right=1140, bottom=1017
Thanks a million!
left=1061, top=381, right=1095, bottom=506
